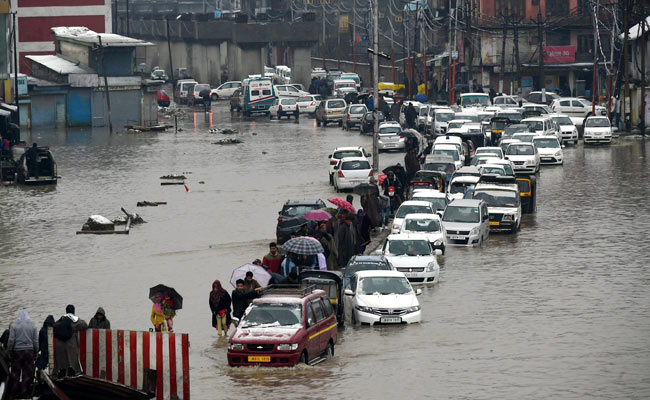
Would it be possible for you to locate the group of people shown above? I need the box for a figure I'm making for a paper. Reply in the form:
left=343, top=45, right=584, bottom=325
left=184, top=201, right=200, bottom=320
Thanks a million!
left=208, top=273, right=264, bottom=336
left=150, top=292, right=177, bottom=332
left=1, top=305, right=109, bottom=398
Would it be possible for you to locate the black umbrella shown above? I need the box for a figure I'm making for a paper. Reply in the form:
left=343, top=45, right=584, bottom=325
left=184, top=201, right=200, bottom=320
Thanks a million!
left=199, top=89, right=211, bottom=98
left=353, top=183, right=379, bottom=196
left=382, top=164, right=406, bottom=175
left=149, top=284, right=183, bottom=310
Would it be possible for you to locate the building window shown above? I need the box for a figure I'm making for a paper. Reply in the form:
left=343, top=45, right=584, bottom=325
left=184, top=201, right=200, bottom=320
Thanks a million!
left=495, top=0, right=524, bottom=18
left=577, top=34, right=593, bottom=53
left=547, top=31, right=571, bottom=46
left=547, top=0, right=569, bottom=16
left=577, top=0, right=590, bottom=16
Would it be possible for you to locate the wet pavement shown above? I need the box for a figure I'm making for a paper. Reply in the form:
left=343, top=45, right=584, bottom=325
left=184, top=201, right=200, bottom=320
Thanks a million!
left=1, top=102, right=649, bottom=399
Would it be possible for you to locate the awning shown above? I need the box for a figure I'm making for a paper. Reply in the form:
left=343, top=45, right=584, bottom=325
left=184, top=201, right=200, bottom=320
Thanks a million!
left=521, top=61, right=612, bottom=70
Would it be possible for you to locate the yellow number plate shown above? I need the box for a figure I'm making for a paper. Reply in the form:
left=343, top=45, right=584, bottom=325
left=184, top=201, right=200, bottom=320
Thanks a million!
left=489, top=221, right=500, bottom=226
left=332, top=110, right=342, bottom=114
left=247, top=356, right=271, bottom=362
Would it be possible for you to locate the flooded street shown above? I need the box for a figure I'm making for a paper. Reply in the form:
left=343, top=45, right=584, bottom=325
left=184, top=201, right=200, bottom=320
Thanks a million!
left=1, top=102, right=649, bottom=399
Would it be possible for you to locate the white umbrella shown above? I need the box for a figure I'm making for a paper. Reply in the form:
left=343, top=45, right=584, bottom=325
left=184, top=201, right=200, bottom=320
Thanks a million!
left=229, top=264, right=272, bottom=288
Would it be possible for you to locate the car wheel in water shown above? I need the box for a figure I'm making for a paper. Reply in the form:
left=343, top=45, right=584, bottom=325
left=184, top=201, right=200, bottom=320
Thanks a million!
left=211, top=94, right=218, bottom=101
left=574, top=139, right=578, bottom=144
left=323, top=121, right=328, bottom=127
left=325, top=342, right=334, bottom=359
left=329, top=174, right=333, bottom=185
left=317, top=120, right=321, bottom=126
left=300, top=351, right=308, bottom=365
left=269, top=113, right=273, bottom=120
left=338, top=120, right=343, bottom=127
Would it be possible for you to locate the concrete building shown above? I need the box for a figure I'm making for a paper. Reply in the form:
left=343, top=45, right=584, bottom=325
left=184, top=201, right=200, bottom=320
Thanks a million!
left=10, top=0, right=112, bottom=75
left=23, top=26, right=159, bottom=128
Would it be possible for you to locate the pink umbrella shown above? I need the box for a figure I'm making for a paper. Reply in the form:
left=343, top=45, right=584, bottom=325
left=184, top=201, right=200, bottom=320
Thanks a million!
left=304, top=209, right=333, bottom=221
left=327, top=197, right=356, bottom=213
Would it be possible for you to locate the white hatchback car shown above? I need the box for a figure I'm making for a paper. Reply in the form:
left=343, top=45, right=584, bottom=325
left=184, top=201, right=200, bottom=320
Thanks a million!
left=399, top=213, right=447, bottom=254
left=378, top=122, right=405, bottom=151
left=275, top=84, right=308, bottom=98
left=327, top=146, right=370, bottom=185
left=333, top=157, right=373, bottom=192
left=505, top=142, right=540, bottom=173
left=210, top=81, right=242, bottom=100
left=269, top=97, right=299, bottom=120
left=411, top=188, right=449, bottom=215
left=344, top=270, right=422, bottom=325
left=391, top=200, right=436, bottom=233
left=583, top=116, right=613, bottom=144
left=532, top=136, right=563, bottom=164
left=551, top=114, right=579, bottom=144
left=447, top=175, right=480, bottom=201
left=379, top=233, right=441, bottom=284
left=296, top=94, right=323, bottom=115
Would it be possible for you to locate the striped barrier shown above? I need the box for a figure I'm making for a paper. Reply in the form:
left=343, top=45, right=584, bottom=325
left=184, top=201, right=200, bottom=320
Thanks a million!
left=49, top=328, right=190, bottom=400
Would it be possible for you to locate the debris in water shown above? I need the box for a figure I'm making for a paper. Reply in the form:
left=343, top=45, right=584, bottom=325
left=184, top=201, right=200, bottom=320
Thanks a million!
left=160, top=174, right=186, bottom=180
left=262, top=151, right=267, bottom=154
left=213, top=138, right=242, bottom=145
left=208, top=127, right=239, bottom=135
left=137, top=201, right=167, bottom=207
left=198, top=181, right=205, bottom=184
left=81, top=215, right=114, bottom=231
left=113, top=213, right=145, bottom=225
left=184, top=184, right=190, bottom=192
left=252, top=132, right=258, bottom=135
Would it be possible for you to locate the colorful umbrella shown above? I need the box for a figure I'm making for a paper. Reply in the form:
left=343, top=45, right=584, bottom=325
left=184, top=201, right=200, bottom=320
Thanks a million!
left=282, top=236, right=324, bottom=255
left=149, top=284, right=183, bottom=310
left=327, top=197, right=356, bottom=213
left=230, top=264, right=273, bottom=288
left=304, top=209, right=333, bottom=221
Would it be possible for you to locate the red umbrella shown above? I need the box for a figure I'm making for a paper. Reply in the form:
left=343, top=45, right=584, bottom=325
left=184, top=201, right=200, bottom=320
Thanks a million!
left=304, top=209, right=333, bottom=221
left=327, top=197, right=356, bottom=213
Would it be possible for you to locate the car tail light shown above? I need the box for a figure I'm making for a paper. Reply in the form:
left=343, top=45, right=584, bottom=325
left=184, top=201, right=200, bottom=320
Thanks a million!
left=368, top=170, right=374, bottom=177
left=330, top=160, right=337, bottom=165
left=400, top=135, right=404, bottom=139
left=310, top=101, right=315, bottom=106
left=279, top=105, right=282, bottom=111
left=296, top=105, right=299, bottom=110
left=338, top=170, right=345, bottom=178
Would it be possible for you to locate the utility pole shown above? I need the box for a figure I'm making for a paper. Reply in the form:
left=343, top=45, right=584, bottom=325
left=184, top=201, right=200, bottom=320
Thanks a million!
left=536, top=9, right=545, bottom=92
left=448, top=0, right=453, bottom=104
left=353, top=0, right=356, bottom=73
left=125, top=0, right=130, bottom=37
left=322, top=3, right=326, bottom=69
left=406, top=9, right=411, bottom=97
left=391, top=27, right=395, bottom=83
left=98, top=36, right=113, bottom=135
left=499, top=11, right=508, bottom=94
left=607, top=3, right=616, bottom=119
left=12, top=12, right=19, bottom=123
left=337, top=11, right=341, bottom=70
left=466, top=2, right=473, bottom=89
left=641, top=1, right=646, bottom=135
left=372, top=0, right=379, bottom=172
left=166, top=17, right=175, bottom=83
left=592, top=0, right=598, bottom=115
left=623, top=0, right=629, bottom=131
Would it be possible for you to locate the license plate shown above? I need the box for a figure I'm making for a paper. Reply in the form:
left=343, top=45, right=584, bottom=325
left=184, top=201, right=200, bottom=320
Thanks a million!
left=247, top=356, right=270, bottom=362
left=380, top=317, right=402, bottom=324
left=385, top=144, right=397, bottom=148
left=489, top=221, right=500, bottom=226
left=449, top=235, right=465, bottom=240
left=402, top=272, right=414, bottom=277
left=332, top=110, right=342, bottom=114
left=541, top=157, right=552, bottom=161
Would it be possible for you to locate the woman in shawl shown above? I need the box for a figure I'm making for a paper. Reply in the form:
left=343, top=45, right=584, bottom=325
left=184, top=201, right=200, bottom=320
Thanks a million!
left=209, top=280, right=232, bottom=336
left=357, top=209, right=372, bottom=254
left=150, top=293, right=167, bottom=332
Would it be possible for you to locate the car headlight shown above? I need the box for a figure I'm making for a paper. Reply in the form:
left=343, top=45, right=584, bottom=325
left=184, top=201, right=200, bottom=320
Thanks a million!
left=392, top=223, right=399, bottom=230
left=405, top=305, right=421, bottom=313
left=433, top=239, right=442, bottom=246
left=573, top=128, right=578, bottom=135
left=426, top=262, right=436, bottom=272
left=470, top=227, right=479, bottom=236
left=554, top=151, right=562, bottom=156
left=355, top=305, right=373, bottom=313
left=228, top=343, right=244, bottom=351
left=502, top=214, right=513, bottom=221
left=277, top=343, right=299, bottom=351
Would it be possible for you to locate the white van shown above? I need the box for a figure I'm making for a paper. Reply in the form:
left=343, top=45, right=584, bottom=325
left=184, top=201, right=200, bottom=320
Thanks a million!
left=175, top=79, right=198, bottom=105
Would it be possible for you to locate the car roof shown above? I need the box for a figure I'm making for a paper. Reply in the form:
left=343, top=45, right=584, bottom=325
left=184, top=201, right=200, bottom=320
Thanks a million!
left=435, top=135, right=462, bottom=142
left=403, top=213, right=442, bottom=221
left=333, top=146, right=364, bottom=152
left=551, top=114, right=570, bottom=118
left=501, top=138, right=522, bottom=143
left=532, top=135, right=558, bottom=141
left=283, top=199, right=323, bottom=206
left=425, top=155, right=456, bottom=163
left=433, top=144, right=460, bottom=150
left=449, top=119, right=472, bottom=123
left=398, top=200, right=434, bottom=207
left=521, top=117, right=547, bottom=122
left=456, top=166, right=481, bottom=173
left=339, top=157, right=370, bottom=162
left=448, top=198, right=483, bottom=207
left=476, top=146, right=502, bottom=151
left=451, top=175, right=480, bottom=183
left=412, top=189, right=447, bottom=197
left=386, top=233, right=431, bottom=241
left=256, top=288, right=327, bottom=304
left=586, top=115, right=609, bottom=120
left=509, top=141, right=534, bottom=146
left=379, top=122, right=401, bottom=128
left=480, top=164, right=506, bottom=170
left=483, top=158, right=513, bottom=165
left=354, top=270, right=407, bottom=278
left=474, top=183, right=518, bottom=192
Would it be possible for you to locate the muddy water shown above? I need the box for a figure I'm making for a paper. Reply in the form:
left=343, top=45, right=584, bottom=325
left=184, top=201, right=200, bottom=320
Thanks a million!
left=1, top=104, right=649, bottom=399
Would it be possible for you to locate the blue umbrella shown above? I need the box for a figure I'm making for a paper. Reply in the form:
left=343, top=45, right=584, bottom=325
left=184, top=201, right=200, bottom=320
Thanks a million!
left=415, top=93, right=428, bottom=103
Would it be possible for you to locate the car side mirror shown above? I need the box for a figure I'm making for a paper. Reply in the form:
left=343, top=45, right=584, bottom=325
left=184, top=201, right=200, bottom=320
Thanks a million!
left=344, top=289, right=354, bottom=296
left=307, top=318, right=314, bottom=327
left=434, top=249, right=442, bottom=256
left=416, top=289, right=422, bottom=296
left=328, top=154, right=332, bottom=158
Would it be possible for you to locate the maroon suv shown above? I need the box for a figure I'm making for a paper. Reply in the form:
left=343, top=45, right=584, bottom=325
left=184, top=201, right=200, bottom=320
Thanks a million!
left=227, top=288, right=338, bottom=367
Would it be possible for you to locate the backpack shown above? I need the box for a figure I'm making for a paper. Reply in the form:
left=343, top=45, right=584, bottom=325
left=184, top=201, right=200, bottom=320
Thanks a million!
left=53, top=317, right=73, bottom=341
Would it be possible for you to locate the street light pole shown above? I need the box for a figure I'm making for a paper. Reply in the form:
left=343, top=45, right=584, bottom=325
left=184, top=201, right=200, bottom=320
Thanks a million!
left=372, top=0, right=379, bottom=172
left=166, top=17, right=174, bottom=83
left=12, top=12, right=19, bottom=123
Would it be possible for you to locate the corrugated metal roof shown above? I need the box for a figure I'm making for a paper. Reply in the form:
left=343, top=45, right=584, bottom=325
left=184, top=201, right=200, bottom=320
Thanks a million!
left=26, top=55, right=92, bottom=74
left=51, top=26, right=153, bottom=47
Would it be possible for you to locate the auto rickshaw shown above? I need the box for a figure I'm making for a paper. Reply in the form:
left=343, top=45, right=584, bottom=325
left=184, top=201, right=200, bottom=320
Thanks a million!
left=516, top=174, right=537, bottom=214
left=460, top=131, right=487, bottom=150
left=405, top=170, right=447, bottom=199
left=490, top=116, right=510, bottom=145
left=298, top=270, right=344, bottom=326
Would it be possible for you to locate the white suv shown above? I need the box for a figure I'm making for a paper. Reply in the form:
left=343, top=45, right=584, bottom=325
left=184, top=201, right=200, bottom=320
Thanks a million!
left=505, top=142, right=540, bottom=173
left=378, top=233, right=441, bottom=284
left=333, top=157, right=373, bottom=192
left=550, top=114, right=579, bottom=144
left=328, top=146, right=370, bottom=185
left=550, top=97, right=607, bottom=118
left=377, top=122, right=405, bottom=151
left=583, top=116, right=613, bottom=144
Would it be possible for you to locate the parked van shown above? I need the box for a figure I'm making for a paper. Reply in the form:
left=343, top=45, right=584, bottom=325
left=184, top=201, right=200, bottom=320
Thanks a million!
left=175, top=79, right=198, bottom=104
left=243, top=78, right=277, bottom=116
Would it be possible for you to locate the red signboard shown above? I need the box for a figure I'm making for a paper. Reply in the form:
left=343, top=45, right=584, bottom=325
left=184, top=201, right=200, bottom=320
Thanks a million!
left=543, top=46, right=576, bottom=63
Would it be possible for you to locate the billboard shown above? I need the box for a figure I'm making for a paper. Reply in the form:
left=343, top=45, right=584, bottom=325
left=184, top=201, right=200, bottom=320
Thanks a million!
left=544, top=46, right=575, bottom=63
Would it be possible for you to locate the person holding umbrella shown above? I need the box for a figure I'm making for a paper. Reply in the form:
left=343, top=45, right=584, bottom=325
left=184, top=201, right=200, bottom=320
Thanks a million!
left=149, top=285, right=183, bottom=333
left=151, top=293, right=168, bottom=332
left=199, top=88, right=211, bottom=112
left=209, top=280, right=231, bottom=336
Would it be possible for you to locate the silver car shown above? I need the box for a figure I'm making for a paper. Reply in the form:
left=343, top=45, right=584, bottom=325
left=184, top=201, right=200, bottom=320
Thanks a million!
left=441, top=199, right=490, bottom=246
left=377, top=122, right=405, bottom=151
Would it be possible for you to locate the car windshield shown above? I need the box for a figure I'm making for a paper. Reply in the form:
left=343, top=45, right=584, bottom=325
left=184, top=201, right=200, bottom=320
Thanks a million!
left=433, top=149, right=459, bottom=161
left=395, top=205, right=432, bottom=218
left=525, top=121, right=543, bottom=131
left=578, top=99, right=595, bottom=107
left=387, top=240, right=432, bottom=256
left=461, top=95, right=490, bottom=107
left=333, top=150, right=362, bottom=159
left=424, top=163, right=455, bottom=174
left=456, top=115, right=480, bottom=123
left=552, top=116, right=573, bottom=126
left=419, top=108, right=428, bottom=116
left=450, top=181, right=475, bottom=194
left=404, top=218, right=441, bottom=232
left=507, top=145, right=534, bottom=155
left=585, top=118, right=610, bottom=127
left=344, top=262, right=390, bottom=279
left=281, top=205, right=320, bottom=217
left=504, top=126, right=529, bottom=135
left=411, top=196, right=446, bottom=211
left=513, top=134, right=535, bottom=143
left=379, top=127, right=401, bottom=134
left=482, top=167, right=505, bottom=175
left=241, top=303, right=302, bottom=328
left=341, top=160, right=371, bottom=170
left=329, top=100, right=345, bottom=108
left=359, top=276, right=412, bottom=295
left=442, top=205, right=480, bottom=223
left=350, top=105, right=367, bottom=114
left=473, top=189, right=517, bottom=207
left=476, top=148, right=501, bottom=157
left=281, top=99, right=296, bottom=105
left=533, top=138, right=560, bottom=148
left=437, top=113, right=455, bottom=122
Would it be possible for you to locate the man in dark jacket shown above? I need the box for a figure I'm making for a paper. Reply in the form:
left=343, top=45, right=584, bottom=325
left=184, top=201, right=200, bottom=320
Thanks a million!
left=405, top=103, right=417, bottom=129
left=231, top=279, right=262, bottom=321
left=36, top=315, right=55, bottom=372
left=88, top=307, right=111, bottom=329
left=54, top=305, right=88, bottom=378
left=7, top=309, right=38, bottom=398
left=404, top=147, right=420, bottom=182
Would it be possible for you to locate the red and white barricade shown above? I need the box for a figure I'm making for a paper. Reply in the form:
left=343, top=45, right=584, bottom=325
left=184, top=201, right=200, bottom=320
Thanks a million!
left=49, top=329, right=190, bottom=400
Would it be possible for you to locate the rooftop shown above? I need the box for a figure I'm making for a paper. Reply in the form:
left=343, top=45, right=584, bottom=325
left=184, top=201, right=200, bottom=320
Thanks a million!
left=51, top=26, right=153, bottom=47
left=26, top=55, right=92, bottom=75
